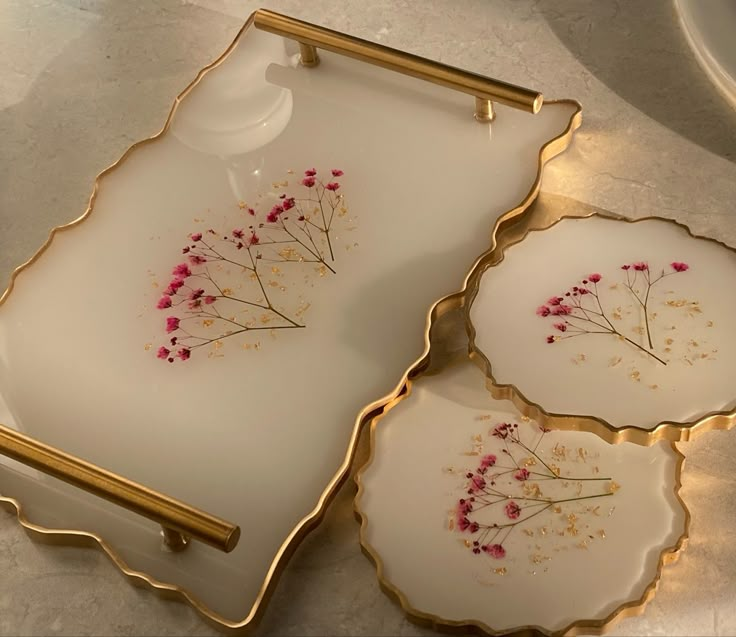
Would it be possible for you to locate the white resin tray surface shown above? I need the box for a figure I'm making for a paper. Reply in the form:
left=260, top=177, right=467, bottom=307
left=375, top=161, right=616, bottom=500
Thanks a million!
left=0, top=13, right=580, bottom=628
left=356, top=361, right=688, bottom=636
left=468, top=213, right=736, bottom=443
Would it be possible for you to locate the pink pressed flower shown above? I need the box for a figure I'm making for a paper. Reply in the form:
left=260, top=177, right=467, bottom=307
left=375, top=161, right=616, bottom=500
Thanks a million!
left=514, top=468, right=530, bottom=481
left=249, top=231, right=260, bottom=246
left=458, top=516, right=471, bottom=531
left=550, top=304, right=570, bottom=316
left=325, top=182, right=340, bottom=191
left=469, top=474, right=486, bottom=493
left=166, top=317, right=180, bottom=333
left=266, top=211, right=278, bottom=223
left=480, top=454, right=497, bottom=469
left=191, top=232, right=202, bottom=242
left=156, top=346, right=170, bottom=360
left=177, top=348, right=191, bottom=361
left=536, top=305, right=551, bottom=317
left=282, top=197, right=295, bottom=211
left=188, top=288, right=204, bottom=300
left=484, top=544, right=506, bottom=559
left=621, top=264, right=631, bottom=270
left=182, top=247, right=190, bottom=254
left=304, top=168, right=317, bottom=176
left=232, top=228, right=245, bottom=239
left=457, top=499, right=473, bottom=515
left=301, top=176, right=316, bottom=188
left=188, top=299, right=202, bottom=309
left=468, top=521, right=480, bottom=533
left=504, top=502, right=521, bottom=520
left=331, top=169, right=344, bottom=177
left=189, top=255, right=207, bottom=265
left=157, top=295, right=173, bottom=309
left=546, top=335, right=556, bottom=344
left=169, top=278, right=185, bottom=292
left=633, top=262, right=648, bottom=271
left=578, top=288, right=589, bottom=295
left=172, top=263, right=191, bottom=278
left=204, top=295, right=217, bottom=305
left=671, top=261, right=689, bottom=272
left=547, top=296, right=562, bottom=306
left=553, top=322, right=567, bottom=332
left=492, top=423, right=509, bottom=439
left=589, top=273, right=602, bottom=283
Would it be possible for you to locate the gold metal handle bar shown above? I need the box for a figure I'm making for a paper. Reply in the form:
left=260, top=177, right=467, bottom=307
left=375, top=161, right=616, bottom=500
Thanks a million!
left=253, top=9, right=543, bottom=120
left=0, top=424, right=240, bottom=553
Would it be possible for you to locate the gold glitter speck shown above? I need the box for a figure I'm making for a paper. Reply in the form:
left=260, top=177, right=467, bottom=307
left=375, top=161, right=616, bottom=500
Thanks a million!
left=608, top=481, right=621, bottom=493
left=493, top=567, right=507, bottom=576
left=598, top=529, right=606, bottom=539
left=144, top=343, right=152, bottom=351
left=630, top=370, right=641, bottom=381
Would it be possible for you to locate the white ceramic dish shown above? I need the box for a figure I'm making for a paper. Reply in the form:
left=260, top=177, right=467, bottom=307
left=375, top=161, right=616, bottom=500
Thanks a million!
left=356, top=361, right=688, bottom=635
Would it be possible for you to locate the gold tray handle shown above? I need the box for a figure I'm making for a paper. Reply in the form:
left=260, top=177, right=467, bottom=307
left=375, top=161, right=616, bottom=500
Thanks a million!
left=253, top=9, right=543, bottom=122
left=0, top=424, right=240, bottom=553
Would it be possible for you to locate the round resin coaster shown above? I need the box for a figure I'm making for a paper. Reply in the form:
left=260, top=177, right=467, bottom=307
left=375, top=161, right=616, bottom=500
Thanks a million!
left=467, top=214, right=736, bottom=443
left=356, top=362, right=688, bottom=635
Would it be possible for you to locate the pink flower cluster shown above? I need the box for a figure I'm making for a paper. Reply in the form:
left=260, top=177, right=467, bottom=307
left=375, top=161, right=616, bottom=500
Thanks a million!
left=153, top=167, right=347, bottom=363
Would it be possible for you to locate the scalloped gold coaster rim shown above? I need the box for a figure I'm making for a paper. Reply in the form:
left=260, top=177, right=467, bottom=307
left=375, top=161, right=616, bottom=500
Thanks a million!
left=353, top=362, right=690, bottom=637
left=464, top=208, right=736, bottom=446
left=0, top=9, right=583, bottom=633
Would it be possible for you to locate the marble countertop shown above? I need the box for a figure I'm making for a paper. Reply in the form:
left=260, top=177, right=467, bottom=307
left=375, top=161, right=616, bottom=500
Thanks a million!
left=2, top=0, right=736, bottom=635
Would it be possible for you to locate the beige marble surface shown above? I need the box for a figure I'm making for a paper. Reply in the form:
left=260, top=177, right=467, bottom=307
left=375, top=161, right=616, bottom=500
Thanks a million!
left=2, top=0, right=736, bottom=635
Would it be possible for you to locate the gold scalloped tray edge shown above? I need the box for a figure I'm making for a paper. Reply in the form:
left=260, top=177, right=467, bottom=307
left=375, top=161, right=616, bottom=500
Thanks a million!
left=0, top=9, right=583, bottom=632
left=352, top=366, right=690, bottom=637
left=463, top=210, right=736, bottom=445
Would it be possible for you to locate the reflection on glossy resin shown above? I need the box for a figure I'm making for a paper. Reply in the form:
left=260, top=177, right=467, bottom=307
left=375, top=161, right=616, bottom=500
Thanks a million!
left=0, top=20, right=579, bottom=626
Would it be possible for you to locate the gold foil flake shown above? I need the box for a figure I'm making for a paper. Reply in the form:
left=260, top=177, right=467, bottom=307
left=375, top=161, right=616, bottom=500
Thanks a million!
left=649, top=384, right=659, bottom=390
left=608, top=481, right=621, bottom=493
left=295, top=302, right=312, bottom=318
left=151, top=281, right=159, bottom=289
left=193, top=217, right=203, bottom=222
left=447, top=517, right=455, bottom=531
left=471, top=434, right=483, bottom=443
left=523, top=456, right=537, bottom=467
left=523, top=483, right=542, bottom=498
left=707, top=320, right=714, bottom=327
left=549, top=464, right=561, bottom=477
left=701, top=352, right=710, bottom=359
left=460, top=451, right=480, bottom=456
left=475, top=414, right=492, bottom=421
left=493, top=567, right=507, bottom=576
left=520, top=415, right=531, bottom=422
left=630, top=370, right=641, bottom=382
left=270, top=329, right=278, bottom=339
left=268, top=281, right=279, bottom=288
left=576, top=541, right=589, bottom=550
left=633, top=326, right=645, bottom=335
left=143, top=343, right=152, bottom=351
left=598, top=529, right=606, bottom=539
left=530, top=554, right=550, bottom=564
left=318, top=265, right=327, bottom=277
left=271, top=266, right=281, bottom=275
left=688, top=340, right=699, bottom=347
left=464, top=540, right=472, bottom=548
left=442, top=466, right=457, bottom=474
left=260, top=315, right=273, bottom=324
left=609, top=356, right=623, bottom=368
left=666, top=299, right=688, bottom=307
left=552, top=443, right=567, bottom=459
left=279, top=286, right=287, bottom=292
left=338, top=206, right=348, bottom=217
left=609, top=283, right=619, bottom=290
left=539, top=526, right=548, bottom=536
left=684, top=357, right=694, bottom=366
left=664, top=347, right=672, bottom=353
left=612, top=308, right=623, bottom=320
left=593, top=466, right=600, bottom=474
left=553, top=505, right=562, bottom=514
left=665, top=337, right=674, bottom=345
left=214, top=340, right=223, bottom=350
left=254, top=341, right=261, bottom=350
left=279, top=246, right=299, bottom=260
left=609, top=507, right=616, bottom=517
left=592, top=506, right=601, bottom=516
left=649, top=312, right=658, bottom=320
left=577, top=448, right=588, bottom=462
left=523, top=529, right=534, bottom=537
left=202, top=319, right=214, bottom=328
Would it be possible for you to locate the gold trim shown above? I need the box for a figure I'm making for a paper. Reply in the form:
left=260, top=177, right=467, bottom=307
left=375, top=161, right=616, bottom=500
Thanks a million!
left=353, top=372, right=690, bottom=637
left=0, top=424, right=239, bottom=553
left=463, top=207, right=736, bottom=445
left=0, top=7, right=582, bottom=630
